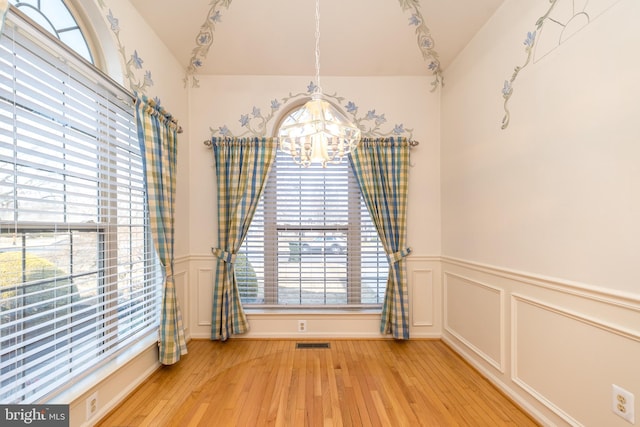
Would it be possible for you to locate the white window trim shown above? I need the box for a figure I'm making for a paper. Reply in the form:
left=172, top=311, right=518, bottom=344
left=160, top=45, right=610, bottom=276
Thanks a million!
left=0, top=6, right=161, bottom=403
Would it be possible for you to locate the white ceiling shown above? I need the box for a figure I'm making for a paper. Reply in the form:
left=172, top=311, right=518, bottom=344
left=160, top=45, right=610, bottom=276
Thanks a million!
left=130, top=0, right=505, bottom=77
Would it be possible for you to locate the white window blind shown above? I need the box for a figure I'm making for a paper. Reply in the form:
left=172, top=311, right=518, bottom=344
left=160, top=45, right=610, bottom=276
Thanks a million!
left=0, top=8, right=160, bottom=403
left=238, top=137, right=388, bottom=307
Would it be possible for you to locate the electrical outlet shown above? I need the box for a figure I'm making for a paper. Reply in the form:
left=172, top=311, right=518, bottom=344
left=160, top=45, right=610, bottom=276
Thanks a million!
left=86, top=391, right=98, bottom=420
left=298, top=320, right=306, bottom=332
left=612, top=384, right=635, bottom=424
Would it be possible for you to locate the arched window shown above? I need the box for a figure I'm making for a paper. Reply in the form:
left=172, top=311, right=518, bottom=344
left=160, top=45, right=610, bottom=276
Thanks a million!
left=8, top=0, right=94, bottom=63
left=1, top=4, right=161, bottom=404
left=238, top=104, right=388, bottom=307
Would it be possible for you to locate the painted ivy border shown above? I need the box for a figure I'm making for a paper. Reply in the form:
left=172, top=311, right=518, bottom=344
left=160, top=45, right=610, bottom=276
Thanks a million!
left=186, top=0, right=444, bottom=90
left=400, top=0, right=443, bottom=91
left=210, top=81, right=414, bottom=140
left=97, top=0, right=154, bottom=95
left=501, top=0, right=559, bottom=130
left=184, top=0, right=231, bottom=88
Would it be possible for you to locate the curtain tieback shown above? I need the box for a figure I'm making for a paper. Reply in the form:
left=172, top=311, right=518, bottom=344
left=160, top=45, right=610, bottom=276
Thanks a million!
left=164, top=263, right=174, bottom=280
left=387, top=247, right=412, bottom=264
left=212, top=247, right=237, bottom=264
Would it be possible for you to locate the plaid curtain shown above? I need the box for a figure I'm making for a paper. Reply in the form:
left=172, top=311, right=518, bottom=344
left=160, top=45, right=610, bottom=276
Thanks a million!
left=211, top=137, right=277, bottom=341
left=349, top=137, right=412, bottom=339
left=135, top=95, right=187, bottom=364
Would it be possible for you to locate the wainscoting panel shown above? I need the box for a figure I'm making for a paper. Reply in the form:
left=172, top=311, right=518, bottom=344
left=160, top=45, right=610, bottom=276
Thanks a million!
left=512, top=294, right=640, bottom=426
left=406, top=257, right=442, bottom=338
left=444, top=272, right=504, bottom=371
left=441, top=257, right=640, bottom=427
left=196, top=267, right=214, bottom=327
left=185, top=255, right=441, bottom=339
left=410, top=269, right=434, bottom=327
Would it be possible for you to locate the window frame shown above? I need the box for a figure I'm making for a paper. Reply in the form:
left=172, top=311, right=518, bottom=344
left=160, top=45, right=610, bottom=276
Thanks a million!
left=238, top=103, right=388, bottom=309
left=7, top=0, right=95, bottom=65
left=0, top=5, right=160, bottom=403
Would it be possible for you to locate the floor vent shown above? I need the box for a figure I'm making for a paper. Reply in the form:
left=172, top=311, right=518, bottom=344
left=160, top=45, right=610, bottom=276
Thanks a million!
left=296, top=342, right=330, bottom=349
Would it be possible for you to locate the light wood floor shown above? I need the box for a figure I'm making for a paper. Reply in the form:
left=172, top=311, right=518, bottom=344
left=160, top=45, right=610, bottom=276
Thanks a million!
left=97, top=339, right=539, bottom=427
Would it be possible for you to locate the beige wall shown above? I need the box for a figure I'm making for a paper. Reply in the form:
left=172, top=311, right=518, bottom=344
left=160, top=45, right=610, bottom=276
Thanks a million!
left=441, top=0, right=640, bottom=425
left=187, top=75, right=441, bottom=256
left=182, top=75, right=442, bottom=339
left=442, top=0, right=640, bottom=293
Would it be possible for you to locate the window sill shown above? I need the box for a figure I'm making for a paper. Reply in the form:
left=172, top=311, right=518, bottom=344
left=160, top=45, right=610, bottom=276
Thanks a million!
left=51, top=333, right=158, bottom=405
left=244, top=307, right=382, bottom=316
left=240, top=308, right=385, bottom=339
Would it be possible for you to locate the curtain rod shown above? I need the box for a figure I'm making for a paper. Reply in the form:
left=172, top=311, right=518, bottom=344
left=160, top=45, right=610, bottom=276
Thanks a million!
left=202, top=139, right=419, bottom=147
left=133, top=97, right=183, bottom=134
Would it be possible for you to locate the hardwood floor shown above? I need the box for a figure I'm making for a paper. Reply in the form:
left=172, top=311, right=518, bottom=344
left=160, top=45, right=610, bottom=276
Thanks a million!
left=97, top=339, right=538, bottom=427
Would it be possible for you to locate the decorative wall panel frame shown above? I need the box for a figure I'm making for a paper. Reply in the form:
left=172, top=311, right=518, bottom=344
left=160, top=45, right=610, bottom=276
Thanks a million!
left=511, top=293, right=640, bottom=426
left=444, top=271, right=505, bottom=372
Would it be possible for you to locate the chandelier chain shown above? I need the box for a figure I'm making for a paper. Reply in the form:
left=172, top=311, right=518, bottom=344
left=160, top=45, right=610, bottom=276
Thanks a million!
left=314, top=0, right=321, bottom=94
left=277, top=0, right=361, bottom=167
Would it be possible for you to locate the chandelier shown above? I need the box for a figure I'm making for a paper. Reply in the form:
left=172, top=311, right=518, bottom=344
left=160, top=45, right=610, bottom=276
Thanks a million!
left=278, top=0, right=361, bottom=167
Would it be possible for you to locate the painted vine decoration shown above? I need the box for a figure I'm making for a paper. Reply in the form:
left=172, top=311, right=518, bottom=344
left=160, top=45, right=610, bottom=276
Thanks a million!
left=210, top=82, right=413, bottom=140
left=501, top=0, right=559, bottom=130
left=400, top=0, right=443, bottom=91
left=98, top=0, right=154, bottom=95
left=186, top=0, right=444, bottom=90
left=185, top=0, right=233, bottom=88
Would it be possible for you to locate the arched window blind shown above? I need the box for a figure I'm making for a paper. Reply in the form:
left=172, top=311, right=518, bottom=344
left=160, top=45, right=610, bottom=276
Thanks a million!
left=0, top=8, right=161, bottom=403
